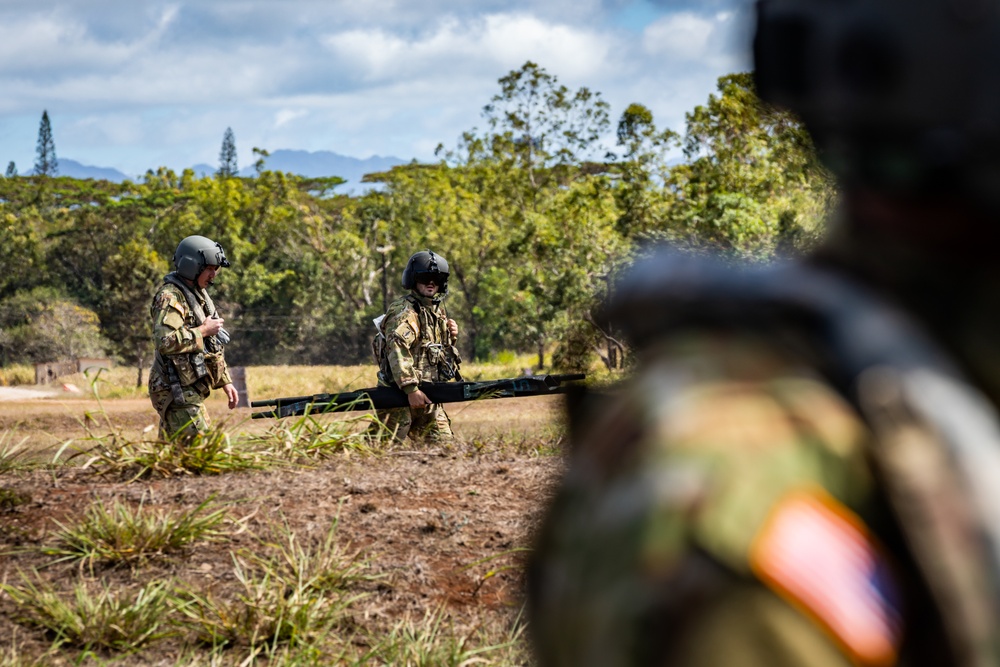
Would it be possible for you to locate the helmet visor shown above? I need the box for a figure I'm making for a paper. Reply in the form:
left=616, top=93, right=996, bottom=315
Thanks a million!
left=415, top=272, right=446, bottom=285
left=207, top=242, right=231, bottom=269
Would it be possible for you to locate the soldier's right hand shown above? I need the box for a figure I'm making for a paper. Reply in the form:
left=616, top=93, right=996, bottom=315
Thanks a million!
left=199, top=316, right=224, bottom=337
left=408, top=389, right=432, bottom=408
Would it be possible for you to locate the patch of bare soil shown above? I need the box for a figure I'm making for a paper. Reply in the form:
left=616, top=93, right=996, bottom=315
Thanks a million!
left=0, top=399, right=567, bottom=664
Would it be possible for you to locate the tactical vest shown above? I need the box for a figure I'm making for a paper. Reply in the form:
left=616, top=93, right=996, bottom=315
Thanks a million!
left=152, top=273, right=228, bottom=396
left=607, top=251, right=1000, bottom=667
left=373, top=294, right=461, bottom=386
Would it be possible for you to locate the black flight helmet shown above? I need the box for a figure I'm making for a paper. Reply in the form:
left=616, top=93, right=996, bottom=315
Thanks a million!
left=402, top=250, right=449, bottom=294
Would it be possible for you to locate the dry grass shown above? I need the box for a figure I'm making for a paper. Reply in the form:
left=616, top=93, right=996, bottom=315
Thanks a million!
left=0, top=359, right=599, bottom=456
left=4, top=349, right=608, bottom=400
left=1, top=443, right=561, bottom=665
left=0, top=360, right=593, bottom=665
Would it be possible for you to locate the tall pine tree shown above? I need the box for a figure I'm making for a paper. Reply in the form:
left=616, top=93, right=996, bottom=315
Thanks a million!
left=4, top=161, right=15, bottom=178
left=217, top=127, right=238, bottom=178
left=34, top=110, right=58, bottom=177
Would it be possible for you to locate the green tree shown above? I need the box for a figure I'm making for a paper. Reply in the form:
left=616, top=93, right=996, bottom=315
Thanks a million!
left=99, top=239, right=168, bottom=386
left=482, top=61, right=610, bottom=167
left=218, top=127, right=238, bottom=178
left=4, top=161, right=15, bottom=178
left=0, top=288, right=110, bottom=364
left=613, top=103, right=677, bottom=238
left=457, top=61, right=612, bottom=195
left=416, top=62, right=618, bottom=361
left=0, top=210, right=45, bottom=298
left=665, top=73, right=833, bottom=259
left=34, top=111, right=58, bottom=177
left=501, top=178, right=622, bottom=369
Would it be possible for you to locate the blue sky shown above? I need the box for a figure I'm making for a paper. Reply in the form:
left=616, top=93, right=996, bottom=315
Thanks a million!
left=0, top=0, right=750, bottom=179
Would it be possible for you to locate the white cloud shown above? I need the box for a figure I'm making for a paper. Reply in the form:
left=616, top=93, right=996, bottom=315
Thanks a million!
left=274, top=109, right=308, bottom=128
left=322, top=14, right=614, bottom=84
left=642, top=12, right=716, bottom=60
left=0, top=0, right=748, bottom=175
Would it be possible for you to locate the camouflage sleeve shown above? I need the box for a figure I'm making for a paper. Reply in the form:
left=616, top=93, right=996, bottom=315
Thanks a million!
left=384, top=309, right=421, bottom=392
left=530, top=334, right=897, bottom=667
left=205, top=350, right=232, bottom=389
left=151, top=288, right=204, bottom=356
left=218, top=357, right=232, bottom=386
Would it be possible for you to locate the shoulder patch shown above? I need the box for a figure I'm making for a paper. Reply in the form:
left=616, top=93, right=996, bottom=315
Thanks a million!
left=393, top=321, right=417, bottom=345
left=154, top=287, right=186, bottom=315
left=161, top=310, right=186, bottom=330
left=750, top=488, right=902, bottom=666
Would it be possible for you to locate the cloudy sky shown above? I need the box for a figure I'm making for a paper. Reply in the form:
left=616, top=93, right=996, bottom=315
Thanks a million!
left=0, top=0, right=751, bottom=178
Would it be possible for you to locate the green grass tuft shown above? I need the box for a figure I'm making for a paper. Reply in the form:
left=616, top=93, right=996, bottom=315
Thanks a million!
left=177, top=516, right=372, bottom=649
left=361, top=607, right=528, bottom=666
left=75, top=424, right=271, bottom=480
left=0, top=432, right=36, bottom=474
left=42, top=494, right=229, bottom=569
left=250, top=411, right=377, bottom=461
left=1, top=574, right=179, bottom=652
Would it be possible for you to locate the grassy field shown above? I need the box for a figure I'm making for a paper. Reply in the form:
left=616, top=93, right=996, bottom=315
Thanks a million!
left=0, top=362, right=602, bottom=665
left=1, top=356, right=602, bottom=396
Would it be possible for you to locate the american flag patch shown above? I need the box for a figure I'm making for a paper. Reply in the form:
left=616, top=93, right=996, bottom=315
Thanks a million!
left=750, top=489, right=903, bottom=666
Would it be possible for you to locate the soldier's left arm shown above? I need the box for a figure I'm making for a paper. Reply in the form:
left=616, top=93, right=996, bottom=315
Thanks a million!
left=439, top=305, right=461, bottom=374
left=203, top=316, right=235, bottom=407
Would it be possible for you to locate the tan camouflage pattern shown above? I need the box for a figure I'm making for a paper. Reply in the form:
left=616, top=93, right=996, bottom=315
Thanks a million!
left=380, top=293, right=460, bottom=389
left=149, top=384, right=209, bottom=439
left=148, top=281, right=231, bottom=438
left=376, top=402, right=453, bottom=444
left=530, top=331, right=955, bottom=667
left=373, top=293, right=460, bottom=443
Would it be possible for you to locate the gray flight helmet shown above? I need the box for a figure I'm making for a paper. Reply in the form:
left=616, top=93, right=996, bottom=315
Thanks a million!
left=173, top=235, right=231, bottom=281
left=402, top=250, right=449, bottom=293
left=754, top=0, right=1000, bottom=200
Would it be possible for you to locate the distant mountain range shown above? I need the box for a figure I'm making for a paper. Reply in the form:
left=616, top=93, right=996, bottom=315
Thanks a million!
left=40, top=158, right=134, bottom=182
left=19, top=150, right=409, bottom=193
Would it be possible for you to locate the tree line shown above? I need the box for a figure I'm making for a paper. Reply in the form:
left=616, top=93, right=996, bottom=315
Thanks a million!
left=0, top=65, right=833, bottom=384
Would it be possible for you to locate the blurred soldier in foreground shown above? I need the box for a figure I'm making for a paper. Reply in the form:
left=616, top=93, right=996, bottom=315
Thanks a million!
left=370, top=250, right=462, bottom=443
left=149, top=235, right=238, bottom=439
left=530, top=1, right=1000, bottom=665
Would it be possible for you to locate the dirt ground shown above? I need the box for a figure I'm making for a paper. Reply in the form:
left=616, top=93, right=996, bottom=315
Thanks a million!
left=0, top=394, right=568, bottom=664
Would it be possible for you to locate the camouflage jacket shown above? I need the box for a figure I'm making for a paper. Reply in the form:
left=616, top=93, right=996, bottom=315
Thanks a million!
left=530, top=253, right=1000, bottom=667
left=376, top=293, right=460, bottom=393
left=148, top=274, right=232, bottom=395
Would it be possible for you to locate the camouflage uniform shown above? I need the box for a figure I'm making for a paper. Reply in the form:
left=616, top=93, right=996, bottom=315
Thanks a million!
left=528, top=0, right=1000, bottom=663
left=148, top=275, right=232, bottom=439
left=529, top=240, right=1000, bottom=667
left=373, top=292, right=461, bottom=442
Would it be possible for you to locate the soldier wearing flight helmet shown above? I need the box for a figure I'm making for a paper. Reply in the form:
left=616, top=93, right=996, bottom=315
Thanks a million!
left=370, top=250, right=462, bottom=443
left=148, top=235, right=238, bottom=440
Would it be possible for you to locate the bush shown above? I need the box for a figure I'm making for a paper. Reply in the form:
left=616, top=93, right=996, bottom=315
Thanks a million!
left=0, top=287, right=111, bottom=364
left=0, top=364, right=33, bottom=386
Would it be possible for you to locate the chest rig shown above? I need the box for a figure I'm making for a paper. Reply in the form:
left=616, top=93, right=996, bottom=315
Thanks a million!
left=154, top=273, right=230, bottom=405
left=374, top=294, right=461, bottom=384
